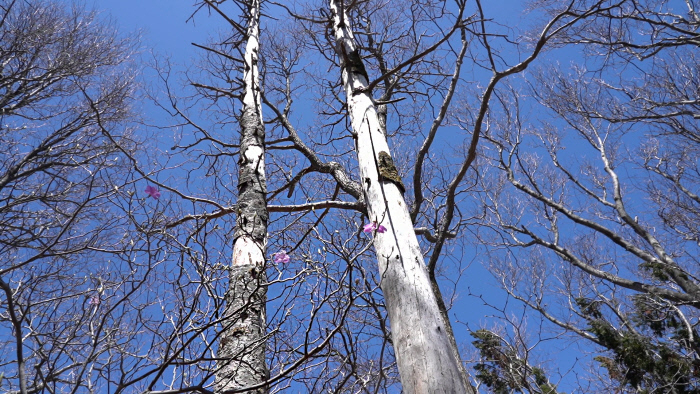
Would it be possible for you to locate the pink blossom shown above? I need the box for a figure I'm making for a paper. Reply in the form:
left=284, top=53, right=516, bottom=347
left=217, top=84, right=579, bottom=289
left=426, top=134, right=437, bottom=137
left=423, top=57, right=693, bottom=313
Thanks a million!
left=88, top=295, right=100, bottom=305
left=364, top=222, right=387, bottom=234
left=274, top=251, right=290, bottom=264
left=145, top=185, right=161, bottom=199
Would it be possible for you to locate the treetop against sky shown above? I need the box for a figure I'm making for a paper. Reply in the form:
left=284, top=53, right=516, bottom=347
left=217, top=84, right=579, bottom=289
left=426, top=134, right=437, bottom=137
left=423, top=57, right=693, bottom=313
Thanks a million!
left=2, top=0, right=699, bottom=393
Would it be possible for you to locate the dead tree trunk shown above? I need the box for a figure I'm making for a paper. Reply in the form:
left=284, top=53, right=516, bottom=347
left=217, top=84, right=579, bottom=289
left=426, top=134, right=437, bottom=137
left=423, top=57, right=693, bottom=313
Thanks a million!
left=329, top=2, right=472, bottom=393
left=215, top=1, right=268, bottom=393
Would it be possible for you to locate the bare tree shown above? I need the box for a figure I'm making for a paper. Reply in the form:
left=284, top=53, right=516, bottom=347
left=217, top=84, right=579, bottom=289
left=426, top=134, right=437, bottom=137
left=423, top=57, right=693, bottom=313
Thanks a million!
left=326, top=1, right=472, bottom=392
left=473, top=0, right=700, bottom=391
left=202, top=0, right=271, bottom=393
left=234, top=0, right=622, bottom=391
left=0, top=0, right=142, bottom=392
left=6, top=0, right=688, bottom=392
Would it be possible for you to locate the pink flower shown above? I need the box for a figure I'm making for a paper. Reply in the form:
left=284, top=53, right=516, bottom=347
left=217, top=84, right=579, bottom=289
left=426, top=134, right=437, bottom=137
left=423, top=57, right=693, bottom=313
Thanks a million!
left=274, top=251, right=290, bottom=264
left=88, top=295, right=100, bottom=305
left=145, top=185, right=161, bottom=199
left=363, top=222, right=387, bottom=234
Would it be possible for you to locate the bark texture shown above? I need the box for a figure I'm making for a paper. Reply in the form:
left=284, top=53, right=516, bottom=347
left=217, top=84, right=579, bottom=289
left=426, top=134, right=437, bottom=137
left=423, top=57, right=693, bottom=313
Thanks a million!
left=215, top=1, right=269, bottom=393
left=329, top=2, right=472, bottom=393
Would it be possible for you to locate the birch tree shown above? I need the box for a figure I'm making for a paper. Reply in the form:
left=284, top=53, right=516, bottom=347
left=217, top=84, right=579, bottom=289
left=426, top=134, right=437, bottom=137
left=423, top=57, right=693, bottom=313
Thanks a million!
left=212, top=0, right=269, bottom=392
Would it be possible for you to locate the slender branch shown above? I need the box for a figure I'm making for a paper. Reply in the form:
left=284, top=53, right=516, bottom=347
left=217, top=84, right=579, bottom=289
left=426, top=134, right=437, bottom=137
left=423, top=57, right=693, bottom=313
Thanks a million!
left=411, top=28, right=469, bottom=222
left=0, top=277, right=27, bottom=394
left=356, top=11, right=466, bottom=95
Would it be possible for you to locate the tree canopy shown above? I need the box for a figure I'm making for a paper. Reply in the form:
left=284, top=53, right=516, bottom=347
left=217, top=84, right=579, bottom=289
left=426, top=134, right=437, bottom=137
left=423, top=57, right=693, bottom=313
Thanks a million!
left=1, top=0, right=699, bottom=393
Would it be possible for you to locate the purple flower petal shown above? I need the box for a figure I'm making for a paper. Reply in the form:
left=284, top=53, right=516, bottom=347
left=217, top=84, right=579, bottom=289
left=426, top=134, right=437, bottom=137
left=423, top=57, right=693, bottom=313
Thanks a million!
left=88, top=295, right=100, bottom=305
left=363, top=223, right=376, bottom=233
left=376, top=225, right=387, bottom=233
left=145, top=185, right=161, bottom=199
left=274, top=251, right=290, bottom=264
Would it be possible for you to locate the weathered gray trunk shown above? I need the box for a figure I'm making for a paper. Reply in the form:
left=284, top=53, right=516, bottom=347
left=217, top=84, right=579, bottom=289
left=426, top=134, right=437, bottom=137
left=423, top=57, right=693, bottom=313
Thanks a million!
left=215, top=1, right=268, bottom=393
left=329, top=2, right=471, bottom=393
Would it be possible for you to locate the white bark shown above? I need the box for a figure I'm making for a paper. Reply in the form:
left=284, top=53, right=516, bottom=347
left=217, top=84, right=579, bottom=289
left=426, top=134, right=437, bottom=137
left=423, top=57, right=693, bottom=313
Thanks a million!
left=329, top=2, right=471, bottom=393
left=215, top=1, right=268, bottom=393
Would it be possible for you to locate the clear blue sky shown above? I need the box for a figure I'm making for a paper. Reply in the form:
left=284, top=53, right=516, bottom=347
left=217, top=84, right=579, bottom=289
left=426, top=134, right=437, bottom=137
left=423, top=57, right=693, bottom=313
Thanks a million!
left=93, top=0, right=205, bottom=58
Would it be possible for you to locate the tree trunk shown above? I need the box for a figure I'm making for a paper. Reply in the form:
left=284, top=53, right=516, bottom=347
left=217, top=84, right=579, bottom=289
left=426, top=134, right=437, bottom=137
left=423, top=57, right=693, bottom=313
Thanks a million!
left=329, top=2, right=472, bottom=393
left=215, top=1, right=268, bottom=393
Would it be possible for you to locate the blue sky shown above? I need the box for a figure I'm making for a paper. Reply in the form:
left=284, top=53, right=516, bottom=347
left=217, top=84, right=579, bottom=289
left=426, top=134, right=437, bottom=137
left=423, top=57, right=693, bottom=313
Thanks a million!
left=93, top=0, right=204, bottom=56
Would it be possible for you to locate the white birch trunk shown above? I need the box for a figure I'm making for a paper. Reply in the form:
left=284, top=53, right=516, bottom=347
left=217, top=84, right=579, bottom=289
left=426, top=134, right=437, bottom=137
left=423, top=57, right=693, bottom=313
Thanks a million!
left=215, top=1, right=268, bottom=393
left=329, top=2, right=471, bottom=393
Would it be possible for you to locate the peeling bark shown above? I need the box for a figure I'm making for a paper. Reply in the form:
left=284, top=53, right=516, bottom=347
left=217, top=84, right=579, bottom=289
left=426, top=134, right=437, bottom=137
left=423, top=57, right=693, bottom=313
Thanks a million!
left=215, top=1, right=269, bottom=393
left=329, top=2, right=472, bottom=393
